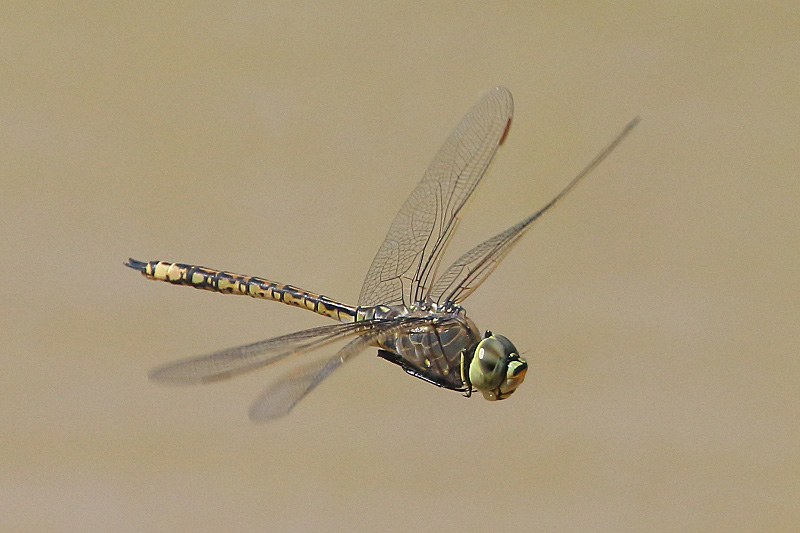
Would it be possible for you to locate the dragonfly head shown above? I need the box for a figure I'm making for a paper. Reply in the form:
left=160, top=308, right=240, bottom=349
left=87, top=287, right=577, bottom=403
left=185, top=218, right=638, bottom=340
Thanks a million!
left=468, top=331, right=528, bottom=401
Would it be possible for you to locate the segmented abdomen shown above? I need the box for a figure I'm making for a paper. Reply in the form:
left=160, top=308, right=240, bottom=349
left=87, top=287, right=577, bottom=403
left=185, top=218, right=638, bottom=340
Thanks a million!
left=125, top=259, right=357, bottom=323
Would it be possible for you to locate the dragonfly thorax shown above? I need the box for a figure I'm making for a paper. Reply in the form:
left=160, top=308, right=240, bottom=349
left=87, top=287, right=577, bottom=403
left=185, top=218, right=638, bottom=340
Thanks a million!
left=370, top=303, right=480, bottom=391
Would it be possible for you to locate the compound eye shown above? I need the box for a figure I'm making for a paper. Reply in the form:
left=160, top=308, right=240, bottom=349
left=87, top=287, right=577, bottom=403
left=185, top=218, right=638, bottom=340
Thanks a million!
left=469, top=337, right=507, bottom=392
left=479, top=346, right=501, bottom=374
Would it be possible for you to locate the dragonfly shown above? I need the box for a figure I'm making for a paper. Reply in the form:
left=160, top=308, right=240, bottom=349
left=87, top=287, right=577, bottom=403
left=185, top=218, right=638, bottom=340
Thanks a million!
left=127, top=87, right=638, bottom=422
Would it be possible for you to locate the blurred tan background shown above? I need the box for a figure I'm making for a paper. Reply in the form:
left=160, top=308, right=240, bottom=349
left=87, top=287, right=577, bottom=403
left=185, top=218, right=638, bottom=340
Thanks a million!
left=1, top=2, right=798, bottom=531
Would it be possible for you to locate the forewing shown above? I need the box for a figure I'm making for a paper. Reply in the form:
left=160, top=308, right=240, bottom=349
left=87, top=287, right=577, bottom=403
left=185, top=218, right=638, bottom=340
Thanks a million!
left=430, top=117, right=641, bottom=304
left=358, top=87, right=514, bottom=308
left=148, top=321, right=379, bottom=385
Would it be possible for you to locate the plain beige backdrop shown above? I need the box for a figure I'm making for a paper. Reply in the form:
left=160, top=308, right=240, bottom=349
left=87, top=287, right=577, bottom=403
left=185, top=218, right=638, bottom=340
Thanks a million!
left=1, top=2, right=798, bottom=531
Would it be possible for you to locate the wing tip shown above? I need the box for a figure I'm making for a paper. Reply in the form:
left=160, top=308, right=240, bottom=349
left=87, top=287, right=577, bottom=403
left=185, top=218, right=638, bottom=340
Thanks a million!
left=148, top=365, right=212, bottom=386
left=490, top=86, right=514, bottom=115
left=248, top=402, right=292, bottom=423
left=499, top=117, right=513, bottom=146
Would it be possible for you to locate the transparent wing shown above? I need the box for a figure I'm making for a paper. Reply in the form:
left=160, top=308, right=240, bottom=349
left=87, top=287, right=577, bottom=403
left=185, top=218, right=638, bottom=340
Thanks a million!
left=148, top=320, right=381, bottom=385
left=358, top=87, right=514, bottom=308
left=430, top=117, right=641, bottom=304
left=429, top=219, right=530, bottom=305
left=248, top=316, right=438, bottom=421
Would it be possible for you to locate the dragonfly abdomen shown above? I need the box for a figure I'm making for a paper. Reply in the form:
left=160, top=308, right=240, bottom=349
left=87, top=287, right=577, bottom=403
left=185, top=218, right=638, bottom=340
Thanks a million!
left=125, top=259, right=357, bottom=323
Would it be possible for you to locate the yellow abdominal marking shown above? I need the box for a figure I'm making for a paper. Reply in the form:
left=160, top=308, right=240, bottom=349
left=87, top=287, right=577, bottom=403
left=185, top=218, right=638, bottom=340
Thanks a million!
left=131, top=259, right=358, bottom=324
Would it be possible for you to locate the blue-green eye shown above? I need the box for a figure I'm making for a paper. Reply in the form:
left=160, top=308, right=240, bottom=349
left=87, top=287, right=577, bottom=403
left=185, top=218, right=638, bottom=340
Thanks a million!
left=468, top=334, right=527, bottom=401
left=469, top=337, right=507, bottom=393
left=479, top=348, right=500, bottom=374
